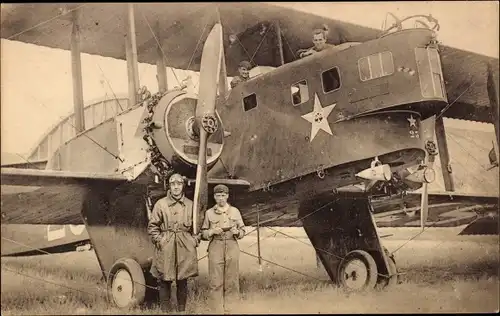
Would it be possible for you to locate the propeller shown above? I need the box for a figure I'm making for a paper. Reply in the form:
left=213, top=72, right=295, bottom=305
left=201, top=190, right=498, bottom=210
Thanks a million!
left=419, top=115, right=438, bottom=231
left=192, top=23, right=225, bottom=235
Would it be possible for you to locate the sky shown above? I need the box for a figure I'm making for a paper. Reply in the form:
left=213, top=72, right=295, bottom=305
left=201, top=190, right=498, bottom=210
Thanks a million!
left=1, top=1, right=498, bottom=155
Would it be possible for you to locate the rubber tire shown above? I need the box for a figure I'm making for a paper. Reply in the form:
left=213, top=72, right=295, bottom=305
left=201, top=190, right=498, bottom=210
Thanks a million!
left=107, top=258, right=146, bottom=309
left=376, top=247, right=398, bottom=289
left=337, top=249, right=378, bottom=292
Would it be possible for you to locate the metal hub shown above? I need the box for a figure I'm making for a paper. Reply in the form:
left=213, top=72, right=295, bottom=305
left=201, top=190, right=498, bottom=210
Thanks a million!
left=425, top=140, right=438, bottom=156
left=201, top=114, right=219, bottom=134
left=343, top=258, right=369, bottom=290
left=112, top=269, right=134, bottom=308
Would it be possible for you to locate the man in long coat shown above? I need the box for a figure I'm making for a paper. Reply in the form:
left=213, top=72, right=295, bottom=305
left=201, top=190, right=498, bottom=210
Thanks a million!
left=147, top=173, right=199, bottom=312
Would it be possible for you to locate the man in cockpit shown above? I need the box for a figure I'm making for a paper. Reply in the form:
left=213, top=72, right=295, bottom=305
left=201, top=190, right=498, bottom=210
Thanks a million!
left=230, top=60, right=252, bottom=88
left=297, top=27, right=334, bottom=59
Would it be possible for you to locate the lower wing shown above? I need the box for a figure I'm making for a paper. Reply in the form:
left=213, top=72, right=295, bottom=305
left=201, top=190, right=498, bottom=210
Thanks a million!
left=1, top=168, right=128, bottom=225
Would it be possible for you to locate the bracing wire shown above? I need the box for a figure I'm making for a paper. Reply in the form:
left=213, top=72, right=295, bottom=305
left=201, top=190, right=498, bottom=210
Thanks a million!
left=437, top=81, right=475, bottom=120
left=27, top=95, right=123, bottom=162
left=447, top=133, right=495, bottom=173
left=389, top=214, right=483, bottom=255
left=282, top=34, right=297, bottom=60
left=77, top=10, right=126, bottom=113
left=14, top=153, right=43, bottom=169
left=197, top=198, right=339, bottom=263
left=446, top=129, right=495, bottom=153
left=1, top=237, right=158, bottom=292
left=139, top=8, right=181, bottom=88
left=186, top=10, right=214, bottom=72
left=250, top=23, right=273, bottom=64
left=6, top=4, right=89, bottom=40
left=437, top=143, right=497, bottom=191
left=95, top=63, right=124, bottom=112
left=240, top=250, right=324, bottom=282
left=2, top=267, right=101, bottom=297
left=224, top=23, right=253, bottom=62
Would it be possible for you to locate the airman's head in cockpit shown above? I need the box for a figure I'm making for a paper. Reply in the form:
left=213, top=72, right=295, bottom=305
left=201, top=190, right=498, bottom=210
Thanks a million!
left=312, top=28, right=329, bottom=51
left=238, top=60, right=251, bottom=80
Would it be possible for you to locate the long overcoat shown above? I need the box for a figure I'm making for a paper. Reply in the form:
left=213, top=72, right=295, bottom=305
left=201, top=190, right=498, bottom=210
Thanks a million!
left=147, top=191, right=198, bottom=281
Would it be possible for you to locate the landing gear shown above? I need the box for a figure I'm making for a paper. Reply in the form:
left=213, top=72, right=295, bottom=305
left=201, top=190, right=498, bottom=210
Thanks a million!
left=301, top=195, right=398, bottom=292
left=376, top=247, right=399, bottom=289
left=107, top=258, right=147, bottom=309
left=338, top=250, right=378, bottom=291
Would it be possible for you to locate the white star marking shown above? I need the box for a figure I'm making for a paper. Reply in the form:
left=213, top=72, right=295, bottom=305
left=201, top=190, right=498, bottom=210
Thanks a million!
left=301, top=93, right=336, bottom=142
left=407, top=115, right=417, bottom=128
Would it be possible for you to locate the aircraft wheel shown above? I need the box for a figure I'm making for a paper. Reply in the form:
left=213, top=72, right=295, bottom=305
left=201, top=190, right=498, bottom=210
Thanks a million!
left=107, top=258, right=146, bottom=309
left=337, top=250, right=378, bottom=291
left=376, top=247, right=399, bottom=289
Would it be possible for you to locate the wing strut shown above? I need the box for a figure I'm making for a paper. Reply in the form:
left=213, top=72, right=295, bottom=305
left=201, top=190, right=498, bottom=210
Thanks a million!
left=125, top=3, right=140, bottom=108
left=419, top=115, right=438, bottom=231
left=487, top=62, right=500, bottom=165
left=70, top=7, right=85, bottom=133
left=435, top=116, right=454, bottom=191
left=274, top=21, right=285, bottom=66
left=155, top=20, right=168, bottom=93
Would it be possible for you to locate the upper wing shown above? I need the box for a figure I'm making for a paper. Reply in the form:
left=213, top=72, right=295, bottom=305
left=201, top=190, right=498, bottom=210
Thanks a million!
left=439, top=46, right=498, bottom=123
left=2, top=3, right=497, bottom=122
left=1, top=168, right=127, bottom=224
left=0, top=3, right=377, bottom=76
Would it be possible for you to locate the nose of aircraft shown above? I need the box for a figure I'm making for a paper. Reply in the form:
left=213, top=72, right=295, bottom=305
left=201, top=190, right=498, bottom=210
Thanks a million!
left=149, top=91, right=225, bottom=171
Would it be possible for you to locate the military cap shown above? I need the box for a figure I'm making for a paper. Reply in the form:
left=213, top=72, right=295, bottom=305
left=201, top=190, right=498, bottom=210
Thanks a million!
left=238, top=60, right=252, bottom=69
left=169, top=173, right=184, bottom=183
left=214, top=184, right=229, bottom=194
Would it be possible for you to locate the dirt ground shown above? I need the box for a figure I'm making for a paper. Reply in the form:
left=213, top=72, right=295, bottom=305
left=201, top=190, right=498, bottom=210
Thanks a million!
left=1, top=226, right=499, bottom=314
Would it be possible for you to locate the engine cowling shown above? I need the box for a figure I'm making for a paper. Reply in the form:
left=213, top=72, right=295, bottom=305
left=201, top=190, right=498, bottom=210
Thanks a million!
left=149, top=90, right=224, bottom=177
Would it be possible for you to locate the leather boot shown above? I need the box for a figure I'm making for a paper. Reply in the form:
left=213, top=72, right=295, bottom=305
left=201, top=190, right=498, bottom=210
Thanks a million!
left=176, top=279, right=188, bottom=312
left=158, top=280, right=173, bottom=312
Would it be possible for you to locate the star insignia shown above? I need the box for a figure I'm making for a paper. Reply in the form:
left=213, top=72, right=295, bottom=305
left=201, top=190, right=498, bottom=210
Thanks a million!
left=301, top=93, right=336, bottom=142
left=407, top=115, right=417, bottom=128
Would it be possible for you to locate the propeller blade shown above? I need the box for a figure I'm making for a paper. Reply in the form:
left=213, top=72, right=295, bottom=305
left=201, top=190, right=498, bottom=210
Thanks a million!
left=420, top=182, right=429, bottom=230
left=219, top=44, right=228, bottom=98
left=192, top=23, right=224, bottom=235
left=419, top=115, right=437, bottom=231
left=196, top=23, right=223, bottom=119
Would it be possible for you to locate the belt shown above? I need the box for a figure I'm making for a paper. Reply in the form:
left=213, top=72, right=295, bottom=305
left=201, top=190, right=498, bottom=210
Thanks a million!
left=161, top=228, right=190, bottom=233
left=211, top=231, right=237, bottom=240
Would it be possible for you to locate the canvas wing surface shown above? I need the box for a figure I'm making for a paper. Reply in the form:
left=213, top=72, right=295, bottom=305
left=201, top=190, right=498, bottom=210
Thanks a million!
left=1, top=168, right=127, bottom=225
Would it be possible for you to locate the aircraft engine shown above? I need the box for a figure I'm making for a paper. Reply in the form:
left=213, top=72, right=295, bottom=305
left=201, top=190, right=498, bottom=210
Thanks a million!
left=147, top=90, right=225, bottom=178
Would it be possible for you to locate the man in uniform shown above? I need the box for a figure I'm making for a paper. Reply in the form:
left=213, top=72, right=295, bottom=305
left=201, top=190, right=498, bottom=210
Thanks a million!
left=201, top=184, right=246, bottom=313
left=147, top=173, right=199, bottom=312
left=230, top=60, right=252, bottom=88
left=297, top=27, right=334, bottom=58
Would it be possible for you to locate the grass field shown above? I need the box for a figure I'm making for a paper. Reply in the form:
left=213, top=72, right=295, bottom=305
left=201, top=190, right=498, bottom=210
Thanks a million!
left=1, top=227, right=499, bottom=314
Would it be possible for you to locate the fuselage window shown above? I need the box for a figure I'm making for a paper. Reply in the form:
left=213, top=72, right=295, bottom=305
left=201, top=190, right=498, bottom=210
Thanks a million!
left=243, top=93, right=257, bottom=111
left=358, top=51, right=394, bottom=81
left=321, top=67, right=341, bottom=93
left=291, top=80, right=310, bottom=106
left=415, top=47, right=445, bottom=98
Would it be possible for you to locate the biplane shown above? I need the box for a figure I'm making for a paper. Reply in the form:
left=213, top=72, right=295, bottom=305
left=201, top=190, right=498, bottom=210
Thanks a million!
left=1, top=3, right=498, bottom=309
